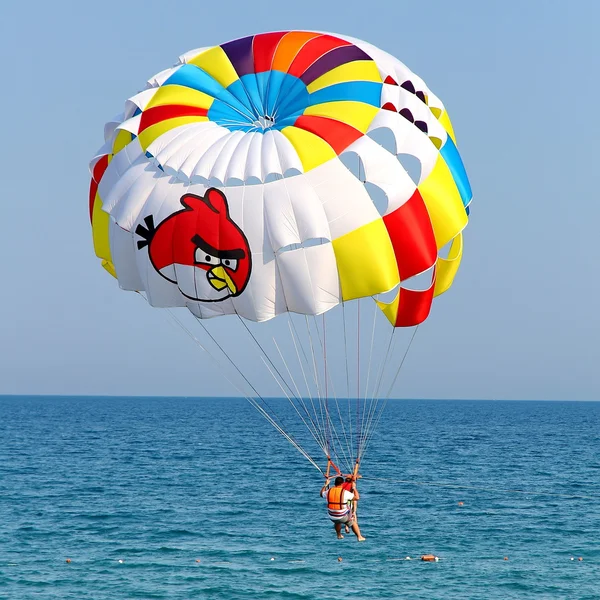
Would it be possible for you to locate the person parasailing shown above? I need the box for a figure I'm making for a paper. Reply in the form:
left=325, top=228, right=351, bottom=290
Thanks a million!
left=320, top=476, right=365, bottom=541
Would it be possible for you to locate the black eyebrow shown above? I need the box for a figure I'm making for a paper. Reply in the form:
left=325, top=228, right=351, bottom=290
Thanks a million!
left=191, top=234, right=246, bottom=260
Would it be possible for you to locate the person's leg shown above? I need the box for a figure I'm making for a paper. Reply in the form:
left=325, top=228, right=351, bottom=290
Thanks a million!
left=334, top=521, right=344, bottom=539
left=351, top=521, right=366, bottom=542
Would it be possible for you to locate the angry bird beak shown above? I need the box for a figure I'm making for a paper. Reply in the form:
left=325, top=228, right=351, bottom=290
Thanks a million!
left=207, top=265, right=237, bottom=295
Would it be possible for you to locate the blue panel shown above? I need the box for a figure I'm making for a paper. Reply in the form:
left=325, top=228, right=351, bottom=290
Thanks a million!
left=264, top=71, right=287, bottom=116
left=256, top=71, right=270, bottom=107
left=238, top=74, right=265, bottom=116
left=165, top=65, right=224, bottom=99
left=307, top=82, right=382, bottom=108
left=275, top=80, right=310, bottom=118
left=165, top=66, right=253, bottom=119
left=208, top=100, right=250, bottom=128
left=272, top=112, right=305, bottom=130
left=227, top=79, right=257, bottom=114
left=440, top=137, right=472, bottom=207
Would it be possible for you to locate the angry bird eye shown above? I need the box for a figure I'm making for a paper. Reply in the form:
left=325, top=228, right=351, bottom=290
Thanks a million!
left=223, top=258, right=238, bottom=271
left=195, top=248, right=219, bottom=266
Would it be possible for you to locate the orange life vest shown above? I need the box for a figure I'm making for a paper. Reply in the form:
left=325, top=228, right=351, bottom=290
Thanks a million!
left=327, top=486, right=348, bottom=511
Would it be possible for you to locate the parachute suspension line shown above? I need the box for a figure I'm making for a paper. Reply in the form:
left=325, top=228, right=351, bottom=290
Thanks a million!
left=287, top=317, right=328, bottom=452
left=304, top=315, right=324, bottom=421
left=310, top=313, right=347, bottom=474
left=306, top=315, right=339, bottom=464
left=321, top=311, right=353, bottom=473
left=235, top=314, right=330, bottom=456
left=360, top=300, right=380, bottom=453
left=323, top=312, right=330, bottom=456
left=258, top=355, right=329, bottom=458
left=330, top=388, right=354, bottom=475
left=356, top=299, right=363, bottom=460
left=356, top=152, right=365, bottom=467
left=320, top=312, right=353, bottom=472
left=159, top=307, right=323, bottom=474
left=356, top=327, right=398, bottom=462
left=364, top=297, right=379, bottom=401
left=197, top=315, right=323, bottom=472
left=341, top=302, right=354, bottom=466
left=155, top=304, right=262, bottom=405
left=316, top=313, right=352, bottom=474
left=359, top=326, right=420, bottom=462
left=385, top=325, right=420, bottom=400
left=359, top=325, right=396, bottom=456
left=371, top=326, right=397, bottom=403
left=236, top=315, right=296, bottom=401
left=271, top=337, right=328, bottom=453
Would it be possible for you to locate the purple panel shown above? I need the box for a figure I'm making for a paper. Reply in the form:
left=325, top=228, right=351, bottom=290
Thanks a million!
left=300, top=45, right=372, bottom=85
left=221, top=36, right=255, bottom=77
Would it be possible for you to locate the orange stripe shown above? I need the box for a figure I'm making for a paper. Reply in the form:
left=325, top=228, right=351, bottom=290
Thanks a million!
left=272, top=31, right=320, bottom=73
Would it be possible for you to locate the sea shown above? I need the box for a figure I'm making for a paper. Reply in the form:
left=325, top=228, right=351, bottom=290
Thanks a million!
left=0, top=396, right=598, bottom=599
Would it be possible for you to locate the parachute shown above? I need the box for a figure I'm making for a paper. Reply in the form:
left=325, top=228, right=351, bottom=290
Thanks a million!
left=89, top=31, right=472, bottom=477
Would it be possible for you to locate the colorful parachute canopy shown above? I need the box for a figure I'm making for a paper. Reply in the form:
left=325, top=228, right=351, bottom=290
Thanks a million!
left=89, top=31, right=472, bottom=328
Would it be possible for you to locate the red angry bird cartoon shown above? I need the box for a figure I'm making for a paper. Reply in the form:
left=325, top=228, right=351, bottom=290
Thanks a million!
left=136, top=188, right=251, bottom=302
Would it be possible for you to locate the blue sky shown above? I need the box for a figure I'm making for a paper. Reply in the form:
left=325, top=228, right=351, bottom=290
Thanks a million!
left=1, top=0, right=598, bottom=400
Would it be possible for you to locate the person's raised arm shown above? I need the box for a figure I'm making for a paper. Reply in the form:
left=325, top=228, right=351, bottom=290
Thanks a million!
left=351, top=480, right=360, bottom=501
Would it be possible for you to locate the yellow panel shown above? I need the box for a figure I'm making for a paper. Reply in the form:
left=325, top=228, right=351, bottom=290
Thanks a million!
left=434, top=233, right=463, bottom=297
left=102, top=260, right=117, bottom=278
left=146, top=84, right=215, bottom=110
left=92, top=193, right=115, bottom=278
left=188, top=46, right=239, bottom=89
left=332, top=219, right=399, bottom=301
left=438, top=109, right=456, bottom=143
left=138, top=116, right=209, bottom=151
left=307, top=60, right=382, bottom=93
left=280, top=126, right=336, bottom=171
left=112, top=129, right=132, bottom=155
left=375, top=291, right=400, bottom=326
left=304, top=101, right=378, bottom=133
left=418, top=155, right=468, bottom=249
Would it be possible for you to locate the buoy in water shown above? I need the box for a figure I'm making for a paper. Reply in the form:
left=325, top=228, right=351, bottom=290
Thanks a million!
left=118, top=559, right=124, bottom=564
left=503, top=557, right=509, bottom=561
left=421, top=554, right=439, bottom=562
left=65, top=558, right=71, bottom=564
left=270, top=557, right=275, bottom=561
left=458, top=501, right=464, bottom=506
left=578, top=557, right=583, bottom=561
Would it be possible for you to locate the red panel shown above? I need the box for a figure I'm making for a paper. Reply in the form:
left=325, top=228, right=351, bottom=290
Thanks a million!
left=89, top=154, right=109, bottom=223
left=253, top=31, right=288, bottom=73
left=287, top=34, right=350, bottom=78
left=383, top=189, right=437, bottom=281
left=384, top=75, right=398, bottom=85
left=382, top=102, right=397, bottom=111
left=138, top=105, right=208, bottom=133
left=293, top=115, right=363, bottom=154
left=395, top=279, right=435, bottom=327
